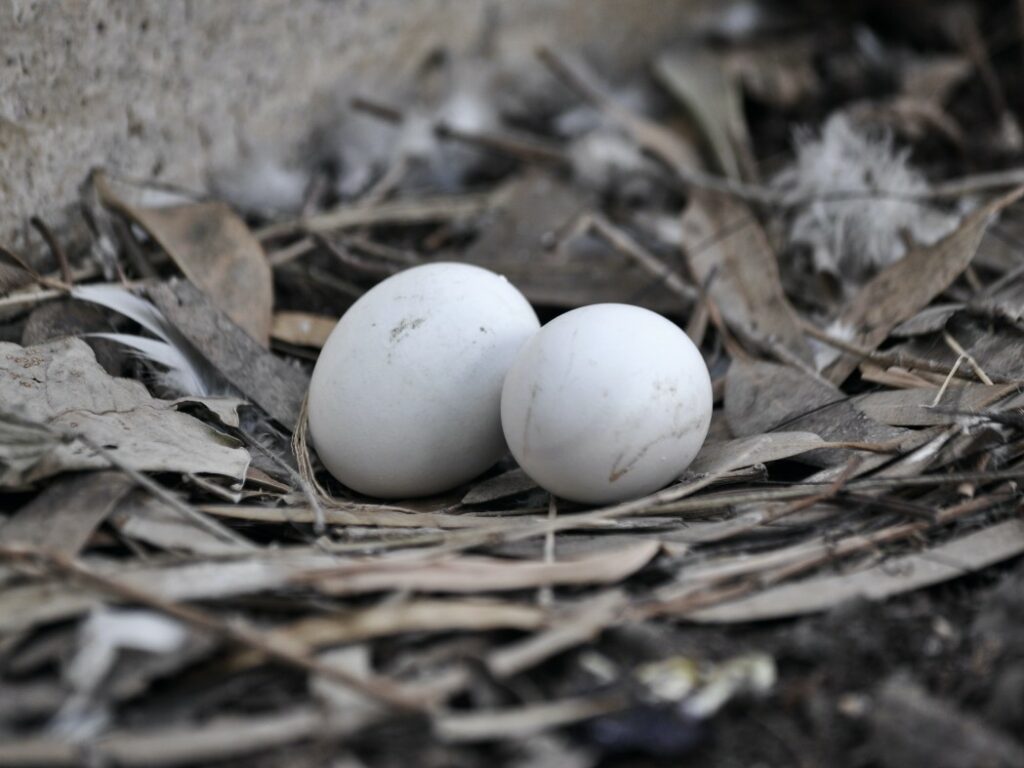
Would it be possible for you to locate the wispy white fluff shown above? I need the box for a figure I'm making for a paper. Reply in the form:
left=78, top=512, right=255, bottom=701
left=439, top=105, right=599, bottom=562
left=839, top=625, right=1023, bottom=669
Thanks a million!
left=73, top=284, right=214, bottom=396
left=569, top=127, right=653, bottom=191
left=774, top=115, right=958, bottom=282
left=211, top=153, right=310, bottom=215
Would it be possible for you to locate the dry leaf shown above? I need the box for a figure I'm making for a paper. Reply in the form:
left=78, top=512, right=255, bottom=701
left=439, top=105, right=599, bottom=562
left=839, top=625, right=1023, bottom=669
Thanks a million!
left=0, top=472, right=133, bottom=554
left=688, top=431, right=826, bottom=475
left=689, top=519, right=1024, bottom=622
left=683, top=190, right=813, bottom=363
left=203, top=502, right=549, bottom=530
left=266, top=599, right=547, bottom=650
left=0, top=550, right=341, bottom=633
left=271, top=311, right=337, bottom=349
left=111, top=492, right=248, bottom=555
left=435, top=694, right=625, bottom=743
left=724, top=359, right=903, bottom=444
left=825, top=187, right=1024, bottom=383
left=462, top=468, right=538, bottom=504
left=655, top=48, right=757, bottom=181
left=853, top=384, right=1017, bottom=426
left=98, top=174, right=274, bottom=345
left=0, top=338, right=250, bottom=486
left=305, top=540, right=660, bottom=595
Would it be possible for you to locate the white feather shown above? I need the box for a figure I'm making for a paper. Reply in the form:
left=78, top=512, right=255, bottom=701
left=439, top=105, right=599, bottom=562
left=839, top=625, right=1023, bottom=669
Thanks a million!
left=73, top=285, right=214, bottom=396
left=74, top=284, right=175, bottom=340
left=774, top=115, right=959, bottom=282
left=90, top=333, right=206, bottom=395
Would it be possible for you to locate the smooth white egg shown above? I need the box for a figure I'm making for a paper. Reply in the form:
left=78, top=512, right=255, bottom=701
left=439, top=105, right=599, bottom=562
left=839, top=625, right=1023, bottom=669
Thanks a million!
left=308, top=262, right=539, bottom=498
left=500, top=303, right=712, bottom=505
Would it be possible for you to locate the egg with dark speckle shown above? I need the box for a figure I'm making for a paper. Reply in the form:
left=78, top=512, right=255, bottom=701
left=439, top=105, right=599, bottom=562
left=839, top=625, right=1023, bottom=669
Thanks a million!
left=308, top=262, right=539, bottom=498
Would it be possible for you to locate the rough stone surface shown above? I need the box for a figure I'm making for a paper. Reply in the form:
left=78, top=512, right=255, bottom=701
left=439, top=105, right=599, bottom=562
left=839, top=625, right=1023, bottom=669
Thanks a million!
left=0, top=0, right=700, bottom=256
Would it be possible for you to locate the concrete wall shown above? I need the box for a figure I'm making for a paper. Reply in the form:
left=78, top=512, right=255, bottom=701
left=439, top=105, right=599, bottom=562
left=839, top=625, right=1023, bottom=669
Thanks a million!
left=0, top=0, right=701, bottom=256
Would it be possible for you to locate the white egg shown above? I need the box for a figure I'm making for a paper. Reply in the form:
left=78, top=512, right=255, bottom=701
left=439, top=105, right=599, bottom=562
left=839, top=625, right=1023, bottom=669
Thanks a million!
left=308, top=262, right=539, bottom=498
left=500, top=303, right=712, bottom=505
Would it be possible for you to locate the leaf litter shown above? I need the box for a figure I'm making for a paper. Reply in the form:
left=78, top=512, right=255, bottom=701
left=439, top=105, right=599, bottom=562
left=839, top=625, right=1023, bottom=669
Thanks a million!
left=3, top=5, right=1024, bottom=766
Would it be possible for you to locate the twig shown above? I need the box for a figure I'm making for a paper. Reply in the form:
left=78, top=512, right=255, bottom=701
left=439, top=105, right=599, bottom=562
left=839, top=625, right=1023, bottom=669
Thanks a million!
left=943, top=331, right=994, bottom=385
left=258, top=191, right=501, bottom=240
left=0, top=543, right=425, bottom=712
left=0, top=244, right=70, bottom=291
left=267, top=236, right=316, bottom=268
left=581, top=212, right=698, bottom=302
left=30, top=216, right=73, bottom=285
left=800, top=320, right=1006, bottom=383
left=291, top=394, right=329, bottom=535
left=930, top=354, right=966, bottom=407
left=350, top=95, right=568, bottom=167
left=315, top=234, right=403, bottom=277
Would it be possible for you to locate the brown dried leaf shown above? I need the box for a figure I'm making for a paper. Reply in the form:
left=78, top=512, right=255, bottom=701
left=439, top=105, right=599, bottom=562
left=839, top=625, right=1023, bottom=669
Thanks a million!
left=683, top=190, right=813, bottom=363
left=655, top=48, right=757, bottom=181
left=111, top=492, right=248, bottom=555
left=435, top=694, right=625, bottom=743
left=203, top=502, right=546, bottom=530
left=267, top=599, right=547, bottom=650
left=825, top=187, right=1024, bottom=383
left=307, top=540, right=660, bottom=595
left=0, top=550, right=341, bottom=633
left=98, top=175, right=273, bottom=345
left=0, top=472, right=133, bottom=554
left=689, top=519, right=1024, bottom=622
left=462, top=468, right=538, bottom=504
left=0, top=338, right=250, bottom=486
left=725, top=359, right=911, bottom=469
left=271, top=311, right=336, bottom=349
left=893, top=318, right=1024, bottom=382
left=0, top=708, right=331, bottom=767
left=688, top=431, right=826, bottom=475
left=853, top=383, right=1017, bottom=426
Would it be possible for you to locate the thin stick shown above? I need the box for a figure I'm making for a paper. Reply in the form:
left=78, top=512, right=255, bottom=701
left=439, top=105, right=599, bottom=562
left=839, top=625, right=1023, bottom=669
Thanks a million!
left=258, top=191, right=500, bottom=240
left=800, top=320, right=1003, bottom=383
left=30, top=216, right=73, bottom=286
left=291, top=394, right=329, bottom=535
left=583, top=212, right=698, bottom=302
left=931, top=355, right=966, bottom=407
left=351, top=95, right=568, bottom=167
left=943, top=331, right=994, bottom=385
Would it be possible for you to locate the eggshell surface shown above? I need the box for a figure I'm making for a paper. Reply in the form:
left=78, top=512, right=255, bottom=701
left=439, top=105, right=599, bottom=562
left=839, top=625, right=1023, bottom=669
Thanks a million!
left=309, top=262, right=539, bottom=498
left=500, top=303, right=712, bottom=504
